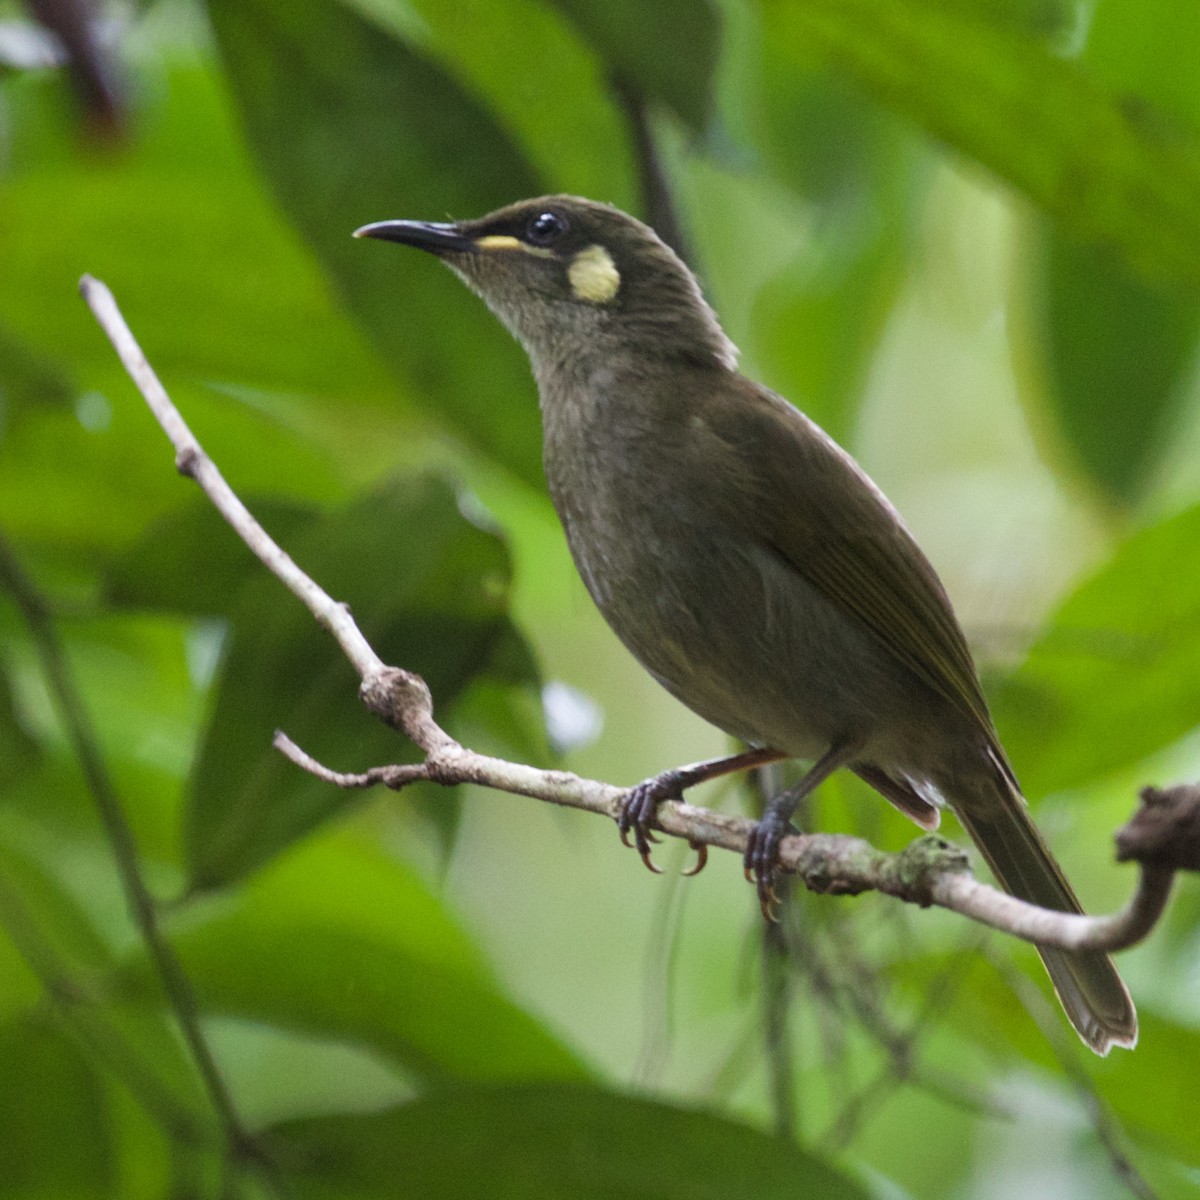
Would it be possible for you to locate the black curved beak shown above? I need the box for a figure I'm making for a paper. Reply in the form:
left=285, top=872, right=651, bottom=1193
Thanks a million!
left=352, top=219, right=476, bottom=255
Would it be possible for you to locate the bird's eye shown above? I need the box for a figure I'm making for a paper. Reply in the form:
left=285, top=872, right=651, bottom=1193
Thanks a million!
left=526, top=211, right=568, bottom=246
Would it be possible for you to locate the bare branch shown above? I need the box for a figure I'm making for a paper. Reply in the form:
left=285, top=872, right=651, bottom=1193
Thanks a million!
left=81, top=274, right=1194, bottom=961
left=79, top=274, right=385, bottom=685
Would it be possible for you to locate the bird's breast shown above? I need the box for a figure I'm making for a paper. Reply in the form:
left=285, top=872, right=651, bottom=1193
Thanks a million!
left=537, top=371, right=955, bottom=764
left=543, top=431, right=827, bottom=753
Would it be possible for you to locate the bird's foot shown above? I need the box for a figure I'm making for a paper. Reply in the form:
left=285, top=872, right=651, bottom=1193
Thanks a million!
left=618, top=769, right=706, bottom=876
left=743, top=810, right=792, bottom=921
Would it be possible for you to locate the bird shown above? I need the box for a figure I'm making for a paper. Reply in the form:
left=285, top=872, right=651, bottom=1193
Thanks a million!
left=354, top=195, right=1137, bottom=1055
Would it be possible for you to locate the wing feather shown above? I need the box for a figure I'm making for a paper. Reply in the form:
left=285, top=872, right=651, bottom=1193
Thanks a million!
left=706, top=378, right=996, bottom=739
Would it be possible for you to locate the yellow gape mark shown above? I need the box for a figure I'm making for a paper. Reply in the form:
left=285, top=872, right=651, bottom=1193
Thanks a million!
left=475, top=235, right=556, bottom=258
left=568, top=244, right=621, bottom=303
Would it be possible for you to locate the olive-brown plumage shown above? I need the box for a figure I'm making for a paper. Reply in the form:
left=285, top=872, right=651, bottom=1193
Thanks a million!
left=355, top=195, right=1137, bottom=1054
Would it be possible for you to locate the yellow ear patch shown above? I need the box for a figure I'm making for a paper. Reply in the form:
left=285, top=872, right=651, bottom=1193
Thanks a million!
left=568, top=244, right=621, bottom=304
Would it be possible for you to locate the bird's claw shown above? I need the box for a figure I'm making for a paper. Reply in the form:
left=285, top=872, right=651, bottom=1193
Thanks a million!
left=744, top=813, right=788, bottom=922
left=681, top=840, right=708, bottom=877
left=618, top=771, right=698, bottom=876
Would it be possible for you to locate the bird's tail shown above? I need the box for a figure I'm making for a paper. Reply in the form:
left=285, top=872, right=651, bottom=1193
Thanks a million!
left=953, top=762, right=1137, bottom=1055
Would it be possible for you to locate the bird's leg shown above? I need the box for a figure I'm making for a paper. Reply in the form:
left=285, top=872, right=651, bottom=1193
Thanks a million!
left=744, top=741, right=858, bottom=920
left=619, top=746, right=786, bottom=874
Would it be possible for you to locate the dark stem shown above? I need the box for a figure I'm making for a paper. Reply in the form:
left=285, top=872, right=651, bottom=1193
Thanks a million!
left=0, top=869, right=212, bottom=1145
left=611, top=74, right=693, bottom=266
left=761, top=908, right=797, bottom=1140
left=0, top=533, right=254, bottom=1161
left=748, top=760, right=799, bottom=1139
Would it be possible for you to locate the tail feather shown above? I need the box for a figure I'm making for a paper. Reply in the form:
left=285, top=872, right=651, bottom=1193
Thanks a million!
left=953, top=774, right=1137, bottom=1055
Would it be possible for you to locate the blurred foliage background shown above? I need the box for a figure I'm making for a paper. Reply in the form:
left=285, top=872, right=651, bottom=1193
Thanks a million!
left=1, top=0, right=1200, bottom=1196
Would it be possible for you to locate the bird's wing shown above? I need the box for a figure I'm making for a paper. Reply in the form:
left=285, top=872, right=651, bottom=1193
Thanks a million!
left=706, top=378, right=996, bottom=738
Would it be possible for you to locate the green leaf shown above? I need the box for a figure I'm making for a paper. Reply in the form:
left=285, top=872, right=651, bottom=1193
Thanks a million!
left=0, top=320, right=73, bottom=417
left=990, top=502, right=1200, bottom=794
left=0, top=839, right=214, bottom=1144
left=183, top=473, right=540, bottom=891
left=208, top=0, right=548, bottom=486
left=0, top=839, right=114, bottom=998
left=0, top=1021, right=117, bottom=1198
left=0, top=63, right=396, bottom=409
left=140, top=835, right=586, bottom=1083
left=1085, top=0, right=1200, bottom=130
left=751, top=235, right=907, bottom=443
left=762, top=0, right=1200, bottom=289
left=0, top=59, right=361, bottom=568
left=1030, top=0, right=1200, bottom=504
left=1034, top=237, right=1199, bottom=503
left=106, top=496, right=319, bottom=616
left=894, top=951, right=1199, bottom=1164
left=269, top=1083, right=871, bottom=1199
left=548, top=0, right=721, bottom=131
left=347, top=0, right=636, bottom=206
left=1094, top=1012, right=1200, bottom=1165
left=746, top=51, right=919, bottom=442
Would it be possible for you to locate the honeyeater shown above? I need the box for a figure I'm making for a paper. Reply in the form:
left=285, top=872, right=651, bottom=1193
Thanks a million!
left=355, top=195, right=1136, bottom=1055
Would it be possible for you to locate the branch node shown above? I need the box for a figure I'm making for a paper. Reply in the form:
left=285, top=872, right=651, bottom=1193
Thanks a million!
left=175, top=446, right=200, bottom=478
left=1117, top=785, right=1200, bottom=870
left=360, top=666, right=430, bottom=729
left=380, top=763, right=433, bottom=790
left=895, top=835, right=973, bottom=907
left=790, top=835, right=875, bottom=897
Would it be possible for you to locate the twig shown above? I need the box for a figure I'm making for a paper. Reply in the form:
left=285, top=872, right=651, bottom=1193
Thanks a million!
left=818, top=933, right=1002, bottom=1151
left=78, top=275, right=383, bottom=685
left=0, top=532, right=253, bottom=1160
left=79, top=273, right=1193, bottom=960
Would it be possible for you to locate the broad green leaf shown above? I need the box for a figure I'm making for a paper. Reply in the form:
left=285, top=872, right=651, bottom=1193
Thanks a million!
left=346, top=0, right=635, bottom=205
left=0, top=840, right=114, bottom=999
left=548, top=0, right=721, bottom=132
left=990, top=502, right=1200, bottom=795
left=0, top=320, right=73, bottom=417
left=1094, top=1011, right=1200, bottom=1165
left=183, top=473, right=541, bottom=891
left=269, top=1083, right=870, bottom=1199
left=1035, top=238, right=1199, bottom=504
left=0, top=605, right=205, bottom=858
left=746, top=48, right=920, bottom=442
left=131, top=835, right=585, bottom=1083
left=207, top=0, right=548, bottom=486
left=752, top=235, right=907, bottom=443
left=0, top=1021, right=117, bottom=1198
left=0, top=377, right=344, bottom=573
left=1032, top=0, right=1200, bottom=504
left=752, top=36, right=916, bottom=209
left=0, top=839, right=214, bottom=1144
left=762, top=0, right=1200, bottom=289
left=0, top=63, right=397, bottom=407
left=895, top=951, right=1199, bottom=1163
left=1086, top=0, right=1200, bottom=130
left=0, top=58, right=364, bottom=571
left=106, top=496, right=319, bottom=617
left=956, top=0, right=1074, bottom=37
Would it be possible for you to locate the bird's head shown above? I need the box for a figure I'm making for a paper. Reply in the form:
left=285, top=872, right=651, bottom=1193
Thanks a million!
left=354, top=195, right=737, bottom=375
